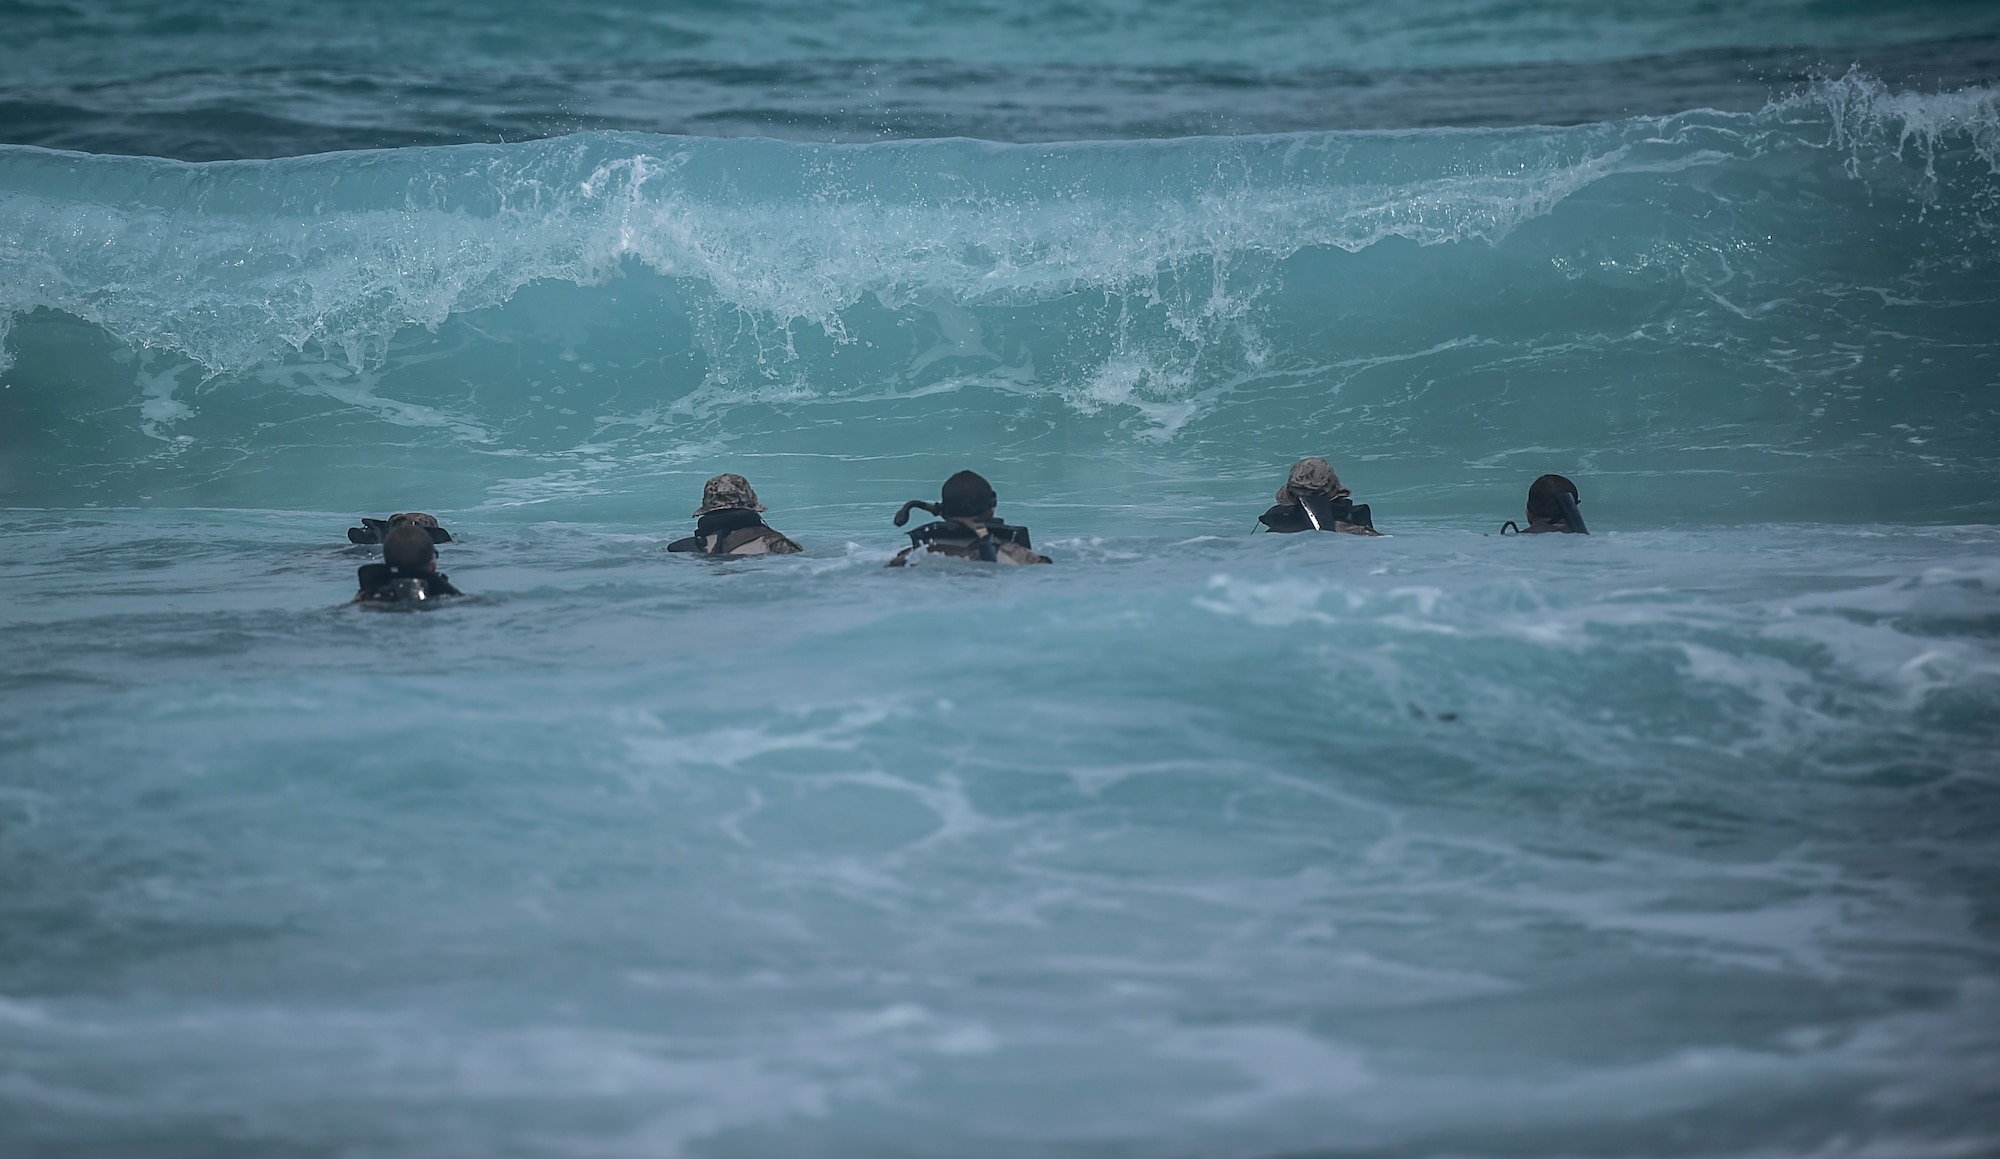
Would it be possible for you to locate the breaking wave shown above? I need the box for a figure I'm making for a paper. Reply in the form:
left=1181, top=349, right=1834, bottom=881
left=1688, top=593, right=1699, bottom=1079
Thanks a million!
left=0, top=74, right=1996, bottom=518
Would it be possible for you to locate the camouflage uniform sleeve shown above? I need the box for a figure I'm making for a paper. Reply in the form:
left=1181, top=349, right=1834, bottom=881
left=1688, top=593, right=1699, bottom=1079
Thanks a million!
left=715, top=527, right=800, bottom=555
left=998, top=541, right=1053, bottom=565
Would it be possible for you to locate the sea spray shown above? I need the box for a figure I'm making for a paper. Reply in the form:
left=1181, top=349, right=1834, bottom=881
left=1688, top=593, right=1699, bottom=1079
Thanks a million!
left=3, top=77, right=1996, bottom=518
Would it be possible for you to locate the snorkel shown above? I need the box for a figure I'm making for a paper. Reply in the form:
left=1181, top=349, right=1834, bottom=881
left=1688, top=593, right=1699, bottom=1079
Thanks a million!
left=892, top=494, right=1002, bottom=562
left=896, top=469, right=996, bottom=527
left=892, top=500, right=941, bottom=527
left=1556, top=490, right=1589, bottom=535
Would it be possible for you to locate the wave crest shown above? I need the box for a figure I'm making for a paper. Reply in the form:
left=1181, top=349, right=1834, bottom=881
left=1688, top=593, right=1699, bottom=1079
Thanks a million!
left=1, top=75, right=1989, bottom=381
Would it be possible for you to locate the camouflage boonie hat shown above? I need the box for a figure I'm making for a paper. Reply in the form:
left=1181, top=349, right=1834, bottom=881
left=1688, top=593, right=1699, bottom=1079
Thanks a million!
left=1276, top=457, right=1351, bottom=505
left=388, top=512, right=439, bottom=528
left=693, top=473, right=767, bottom=517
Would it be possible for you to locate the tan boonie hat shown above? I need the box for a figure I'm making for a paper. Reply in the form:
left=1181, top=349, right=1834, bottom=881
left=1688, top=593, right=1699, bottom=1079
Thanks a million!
left=1276, top=457, right=1352, bottom=505
left=693, top=473, right=767, bottom=517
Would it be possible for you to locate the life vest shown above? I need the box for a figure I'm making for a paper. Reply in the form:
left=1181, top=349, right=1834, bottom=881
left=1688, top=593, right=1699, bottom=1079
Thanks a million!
left=667, top=508, right=802, bottom=556
left=891, top=517, right=1048, bottom=565
left=1258, top=495, right=1377, bottom=535
left=355, top=563, right=463, bottom=602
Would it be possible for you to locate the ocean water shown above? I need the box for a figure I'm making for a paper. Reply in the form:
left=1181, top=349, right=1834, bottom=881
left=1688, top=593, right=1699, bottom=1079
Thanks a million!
left=3, top=3, right=1999, bottom=1157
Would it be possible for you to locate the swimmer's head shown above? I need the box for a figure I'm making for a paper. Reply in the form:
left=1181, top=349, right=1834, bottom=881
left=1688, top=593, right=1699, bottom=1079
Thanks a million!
left=939, top=470, right=998, bottom=518
left=382, top=523, right=438, bottom=571
left=693, top=473, right=766, bottom=517
left=1527, top=474, right=1581, bottom=524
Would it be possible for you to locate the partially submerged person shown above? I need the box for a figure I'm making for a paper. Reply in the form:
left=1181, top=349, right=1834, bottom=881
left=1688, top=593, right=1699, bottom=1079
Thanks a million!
left=1257, top=457, right=1380, bottom=535
left=667, top=474, right=802, bottom=557
left=355, top=522, right=464, bottom=604
left=348, top=511, right=452, bottom=545
left=1501, top=474, right=1589, bottom=535
left=888, top=470, right=1052, bottom=566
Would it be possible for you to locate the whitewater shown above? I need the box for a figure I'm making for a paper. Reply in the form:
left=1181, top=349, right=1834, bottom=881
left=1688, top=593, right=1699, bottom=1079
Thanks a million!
left=2, top=3, right=1998, bottom=1156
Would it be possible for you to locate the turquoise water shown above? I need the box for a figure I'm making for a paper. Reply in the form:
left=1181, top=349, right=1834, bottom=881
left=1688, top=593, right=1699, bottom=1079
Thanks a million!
left=3, top=3, right=2000, bottom=1156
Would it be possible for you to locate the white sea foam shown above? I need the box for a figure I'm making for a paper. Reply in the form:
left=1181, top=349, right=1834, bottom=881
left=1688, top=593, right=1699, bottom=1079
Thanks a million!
left=2, top=76, right=1993, bottom=385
